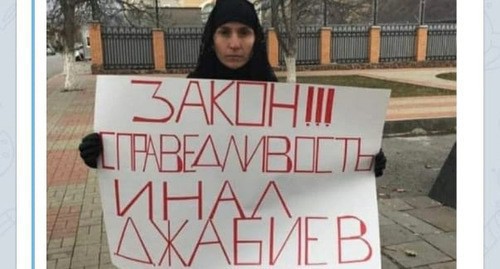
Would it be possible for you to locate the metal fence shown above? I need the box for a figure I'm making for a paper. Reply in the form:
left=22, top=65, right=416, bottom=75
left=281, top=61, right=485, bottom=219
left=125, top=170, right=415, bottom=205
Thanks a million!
left=380, top=24, right=418, bottom=62
left=426, top=24, right=456, bottom=61
left=164, top=27, right=204, bottom=68
left=101, top=26, right=154, bottom=70
left=99, top=23, right=456, bottom=70
left=331, top=25, right=369, bottom=63
left=279, top=26, right=321, bottom=65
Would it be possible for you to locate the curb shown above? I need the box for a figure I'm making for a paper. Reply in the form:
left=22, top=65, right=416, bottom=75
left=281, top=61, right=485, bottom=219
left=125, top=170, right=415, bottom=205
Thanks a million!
left=383, top=117, right=456, bottom=137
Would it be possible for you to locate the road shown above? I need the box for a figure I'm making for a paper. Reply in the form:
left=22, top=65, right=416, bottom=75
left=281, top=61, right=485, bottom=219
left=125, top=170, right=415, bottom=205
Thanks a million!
left=47, top=53, right=63, bottom=79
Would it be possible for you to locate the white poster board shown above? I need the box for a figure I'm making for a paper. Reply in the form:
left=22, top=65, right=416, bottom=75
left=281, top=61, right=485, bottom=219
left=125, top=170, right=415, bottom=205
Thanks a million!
left=94, top=76, right=390, bottom=269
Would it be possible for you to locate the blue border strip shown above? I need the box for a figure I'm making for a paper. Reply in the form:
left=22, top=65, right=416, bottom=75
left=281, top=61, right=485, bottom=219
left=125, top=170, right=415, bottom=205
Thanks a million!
left=31, top=0, right=35, bottom=266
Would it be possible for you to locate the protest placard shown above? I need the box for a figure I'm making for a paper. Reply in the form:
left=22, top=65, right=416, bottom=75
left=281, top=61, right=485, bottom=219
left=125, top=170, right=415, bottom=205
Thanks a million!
left=94, top=76, right=390, bottom=269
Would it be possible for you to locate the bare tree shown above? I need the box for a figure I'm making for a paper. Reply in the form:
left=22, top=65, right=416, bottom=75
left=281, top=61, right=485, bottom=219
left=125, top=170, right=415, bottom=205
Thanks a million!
left=56, top=0, right=81, bottom=90
left=47, top=0, right=153, bottom=90
left=325, top=0, right=372, bottom=25
left=270, top=0, right=298, bottom=82
left=264, top=0, right=372, bottom=82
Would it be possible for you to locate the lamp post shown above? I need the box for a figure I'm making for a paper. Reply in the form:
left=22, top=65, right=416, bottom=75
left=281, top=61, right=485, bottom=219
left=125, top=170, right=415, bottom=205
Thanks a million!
left=372, top=0, right=378, bottom=25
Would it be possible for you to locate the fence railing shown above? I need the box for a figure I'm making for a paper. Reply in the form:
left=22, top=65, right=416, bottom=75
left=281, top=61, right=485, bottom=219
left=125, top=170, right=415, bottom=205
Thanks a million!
left=278, top=26, right=321, bottom=65
left=331, top=25, right=370, bottom=64
left=426, top=23, right=456, bottom=61
left=164, top=27, right=203, bottom=68
left=92, top=23, right=456, bottom=71
left=380, top=24, right=418, bottom=62
left=101, top=26, right=154, bottom=70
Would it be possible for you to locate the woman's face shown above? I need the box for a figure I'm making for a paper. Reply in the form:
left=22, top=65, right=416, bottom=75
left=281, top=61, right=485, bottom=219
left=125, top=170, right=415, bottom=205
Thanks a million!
left=213, top=22, right=255, bottom=69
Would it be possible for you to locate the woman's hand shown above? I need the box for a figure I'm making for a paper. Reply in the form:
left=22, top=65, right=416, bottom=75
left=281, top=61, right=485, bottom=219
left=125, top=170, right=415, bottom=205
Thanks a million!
left=375, top=149, right=387, bottom=177
left=78, top=133, right=102, bottom=168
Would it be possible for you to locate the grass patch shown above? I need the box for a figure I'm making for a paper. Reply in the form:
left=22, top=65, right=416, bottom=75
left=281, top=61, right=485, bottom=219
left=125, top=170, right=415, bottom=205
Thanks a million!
left=277, top=75, right=455, bottom=98
left=436, top=72, right=457, bottom=81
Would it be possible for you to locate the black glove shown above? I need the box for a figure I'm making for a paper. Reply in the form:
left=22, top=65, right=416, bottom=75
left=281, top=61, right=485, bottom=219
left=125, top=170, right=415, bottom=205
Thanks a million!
left=374, top=148, right=387, bottom=177
left=78, top=132, right=102, bottom=168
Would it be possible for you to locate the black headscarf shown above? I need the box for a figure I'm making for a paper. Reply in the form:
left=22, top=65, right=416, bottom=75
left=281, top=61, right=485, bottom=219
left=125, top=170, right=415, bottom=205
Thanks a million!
left=187, top=0, right=278, bottom=82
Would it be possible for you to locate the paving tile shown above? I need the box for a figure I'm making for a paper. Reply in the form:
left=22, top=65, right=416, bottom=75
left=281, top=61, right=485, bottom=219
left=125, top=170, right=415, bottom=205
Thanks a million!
left=422, top=232, right=456, bottom=259
left=379, top=198, right=414, bottom=211
left=47, top=238, right=63, bottom=249
left=383, top=241, right=452, bottom=268
left=100, top=250, right=113, bottom=265
left=71, top=245, right=101, bottom=267
left=380, top=224, right=420, bottom=246
left=47, top=246, right=74, bottom=256
left=98, top=264, right=118, bottom=269
left=429, top=261, right=456, bottom=269
left=90, top=209, right=103, bottom=218
left=381, top=255, right=400, bottom=269
left=407, top=206, right=456, bottom=232
left=379, top=207, right=442, bottom=235
left=47, top=259, right=57, bottom=269
left=47, top=250, right=73, bottom=261
left=76, top=225, right=102, bottom=245
left=47, top=248, right=73, bottom=265
left=50, top=205, right=81, bottom=239
left=379, top=213, right=395, bottom=226
left=71, top=258, right=99, bottom=267
left=71, top=245, right=88, bottom=258
left=402, top=196, right=442, bottom=209
left=71, top=265, right=101, bottom=269
left=55, top=257, right=71, bottom=269
left=78, top=217, right=102, bottom=227
left=62, top=237, right=76, bottom=247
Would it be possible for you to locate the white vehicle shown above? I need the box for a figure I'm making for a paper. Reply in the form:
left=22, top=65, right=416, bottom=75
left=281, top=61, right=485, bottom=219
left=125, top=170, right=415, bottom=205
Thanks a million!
left=47, top=45, right=56, bottom=55
left=74, top=43, right=85, bottom=61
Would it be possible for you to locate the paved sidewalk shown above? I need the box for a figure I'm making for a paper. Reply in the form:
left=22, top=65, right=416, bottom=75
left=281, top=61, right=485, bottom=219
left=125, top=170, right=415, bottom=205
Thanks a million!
left=46, top=68, right=456, bottom=269
left=280, top=67, right=456, bottom=90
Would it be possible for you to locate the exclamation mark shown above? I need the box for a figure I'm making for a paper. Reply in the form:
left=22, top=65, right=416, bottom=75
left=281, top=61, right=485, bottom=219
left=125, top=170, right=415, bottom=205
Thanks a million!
left=305, top=86, right=315, bottom=126
left=315, top=87, right=325, bottom=126
left=324, top=88, right=335, bottom=126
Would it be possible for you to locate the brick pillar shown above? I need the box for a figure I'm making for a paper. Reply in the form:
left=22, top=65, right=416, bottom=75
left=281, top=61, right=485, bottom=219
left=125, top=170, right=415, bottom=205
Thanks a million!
left=320, top=27, right=332, bottom=65
left=89, top=21, right=103, bottom=70
left=368, top=26, right=381, bottom=64
left=415, top=25, right=428, bottom=62
left=152, top=29, right=166, bottom=71
left=267, top=28, right=279, bottom=68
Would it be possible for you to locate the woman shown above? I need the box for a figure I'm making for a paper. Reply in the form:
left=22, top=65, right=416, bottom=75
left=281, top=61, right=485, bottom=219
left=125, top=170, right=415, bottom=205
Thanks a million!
left=187, top=0, right=277, bottom=82
left=79, top=0, right=386, bottom=176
